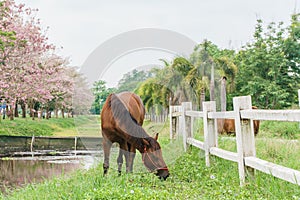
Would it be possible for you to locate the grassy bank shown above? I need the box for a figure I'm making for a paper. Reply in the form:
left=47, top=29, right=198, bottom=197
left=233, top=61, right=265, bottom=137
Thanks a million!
left=1, top=115, right=298, bottom=139
left=1, top=145, right=300, bottom=200
left=1, top=117, right=300, bottom=199
left=0, top=116, right=101, bottom=137
left=0, top=117, right=75, bottom=136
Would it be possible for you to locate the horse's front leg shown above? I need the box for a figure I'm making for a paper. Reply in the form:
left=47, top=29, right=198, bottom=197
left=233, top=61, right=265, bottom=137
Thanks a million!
left=102, top=135, right=112, bottom=175
left=118, top=140, right=128, bottom=175
left=117, top=148, right=124, bottom=176
left=126, top=143, right=136, bottom=173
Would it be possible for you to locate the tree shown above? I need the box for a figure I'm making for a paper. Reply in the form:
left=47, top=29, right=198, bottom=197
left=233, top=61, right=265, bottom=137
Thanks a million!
left=234, top=16, right=300, bottom=109
left=215, top=56, right=238, bottom=111
left=135, top=76, right=171, bottom=114
left=189, top=41, right=215, bottom=109
left=283, top=13, right=300, bottom=103
left=91, top=80, right=115, bottom=114
left=0, top=1, right=17, bottom=63
left=189, top=40, right=237, bottom=110
left=117, top=69, right=152, bottom=92
left=72, top=70, right=93, bottom=115
left=0, top=1, right=76, bottom=120
left=0, top=1, right=55, bottom=119
left=135, top=14, right=299, bottom=112
left=136, top=57, right=194, bottom=114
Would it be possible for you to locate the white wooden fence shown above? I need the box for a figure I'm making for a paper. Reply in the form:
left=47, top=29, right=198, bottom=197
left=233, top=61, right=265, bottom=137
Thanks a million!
left=170, top=95, right=300, bottom=186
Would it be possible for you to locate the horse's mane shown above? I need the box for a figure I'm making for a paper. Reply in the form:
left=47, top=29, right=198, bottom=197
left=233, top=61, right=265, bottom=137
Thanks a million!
left=109, top=93, right=151, bottom=147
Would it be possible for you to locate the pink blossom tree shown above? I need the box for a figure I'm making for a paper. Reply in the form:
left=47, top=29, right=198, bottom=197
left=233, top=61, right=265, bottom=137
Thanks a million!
left=0, top=0, right=78, bottom=120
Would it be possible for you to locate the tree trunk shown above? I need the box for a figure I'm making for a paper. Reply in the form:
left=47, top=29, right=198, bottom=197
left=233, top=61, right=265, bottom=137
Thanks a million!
left=217, top=77, right=227, bottom=134
left=29, top=102, right=35, bottom=120
left=9, top=105, right=14, bottom=120
left=29, top=105, right=32, bottom=118
left=21, top=102, right=26, bottom=118
left=61, top=108, right=65, bottom=118
left=221, top=76, right=227, bottom=112
left=14, top=100, right=19, bottom=118
left=210, top=63, right=215, bottom=101
left=55, top=109, right=58, bottom=118
left=200, top=88, right=205, bottom=111
left=46, top=107, right=50, bottom=119
left=67, top=110, right=71, bottom=118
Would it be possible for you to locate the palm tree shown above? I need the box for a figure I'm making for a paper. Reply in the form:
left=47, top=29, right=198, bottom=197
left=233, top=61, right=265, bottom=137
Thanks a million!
left=190, top=40, right=238, bottom=111
left=185, top=65, right=209, bottom=110
left=136, top=57, right=194, bottom=113
left=215, top=57, right=238, bottom=111
left=189, top=40, right=216, bottom=110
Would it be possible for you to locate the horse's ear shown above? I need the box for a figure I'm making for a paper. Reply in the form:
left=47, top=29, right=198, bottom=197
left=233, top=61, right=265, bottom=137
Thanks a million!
left=154, top=133, right=159, bottom=140
left=142, top=138, right=150, bottom=147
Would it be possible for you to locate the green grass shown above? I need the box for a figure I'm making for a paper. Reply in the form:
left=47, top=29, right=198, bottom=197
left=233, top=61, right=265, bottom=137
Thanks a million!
left=1, top=146, right=300, bottom=200
left=73, top=115, right=101, bottom=137
left=259, top=121, right=300, bottom=139
left=0, top=118, right=60, bottom=136
left=0, top=116, right=100, bottom=137
left=193, top=118, right=300, bottom=140
left=1, top=117, right=300, bottom=199
left=193, top=119, right=300, bottom=171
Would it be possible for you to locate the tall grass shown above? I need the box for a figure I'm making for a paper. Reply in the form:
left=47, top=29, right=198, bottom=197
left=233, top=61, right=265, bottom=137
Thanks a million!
left=259, top=121, right=300, bottom=139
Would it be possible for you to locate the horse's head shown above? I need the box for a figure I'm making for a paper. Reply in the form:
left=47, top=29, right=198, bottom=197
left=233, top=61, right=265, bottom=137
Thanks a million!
left=141, top=133, right=169, bottom=180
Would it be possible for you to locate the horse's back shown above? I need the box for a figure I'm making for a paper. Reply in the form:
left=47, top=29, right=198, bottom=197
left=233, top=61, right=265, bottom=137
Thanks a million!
left=116, top=92, right=145, bottom=126
left=101, top=92, right=145, bottom=138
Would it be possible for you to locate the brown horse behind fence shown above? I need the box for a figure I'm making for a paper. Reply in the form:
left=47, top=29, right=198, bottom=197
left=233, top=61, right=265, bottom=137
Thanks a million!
left=217, top=106, right=260, bottom=135
left=101, top=92, right=169, bottom=180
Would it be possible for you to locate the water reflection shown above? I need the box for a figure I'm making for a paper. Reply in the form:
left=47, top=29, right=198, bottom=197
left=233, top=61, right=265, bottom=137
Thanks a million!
left=0, top=155, right=100, bottom=193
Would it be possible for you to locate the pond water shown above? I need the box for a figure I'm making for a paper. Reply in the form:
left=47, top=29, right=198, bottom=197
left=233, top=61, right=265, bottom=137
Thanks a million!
left=0, top=155, right=101, bottom=193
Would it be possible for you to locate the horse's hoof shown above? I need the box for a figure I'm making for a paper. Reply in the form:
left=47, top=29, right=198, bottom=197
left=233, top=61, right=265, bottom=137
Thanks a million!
left=118, top=171, right=122, bottom=176
left=103, top=168, right=109, bottom=175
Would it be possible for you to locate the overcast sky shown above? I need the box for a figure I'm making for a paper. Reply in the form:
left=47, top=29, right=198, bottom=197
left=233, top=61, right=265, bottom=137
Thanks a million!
left=15, top=0, right=300, bottom=87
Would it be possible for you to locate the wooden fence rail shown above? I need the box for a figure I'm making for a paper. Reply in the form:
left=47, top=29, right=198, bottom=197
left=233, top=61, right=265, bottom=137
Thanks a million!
left=170, top=95, right=300, bottom=186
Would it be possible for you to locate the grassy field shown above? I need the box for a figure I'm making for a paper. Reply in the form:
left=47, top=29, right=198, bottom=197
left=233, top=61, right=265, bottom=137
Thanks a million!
left=0, top=116, right=101, bottom=137
left=1, top=116, right=300, bottom=199
left=1, top=145, right=300, bottom=199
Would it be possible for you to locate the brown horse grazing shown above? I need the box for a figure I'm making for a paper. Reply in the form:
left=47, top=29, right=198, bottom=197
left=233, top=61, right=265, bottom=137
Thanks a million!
left=217, top=106, right=260, bottom=136
left=101, top=92, right=169, bottom=180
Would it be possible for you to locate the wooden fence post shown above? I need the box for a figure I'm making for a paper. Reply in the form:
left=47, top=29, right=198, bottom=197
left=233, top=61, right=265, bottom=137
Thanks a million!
left=298, top=89, right=300, bottom=108
left=182, top=102, right=192, bottom=151
left=74, top=136, right=77, bottom=156
left=298, top=89, right=300, bottom=129
left=30, top=135, right=35, bottom=157
left=169, top=105, right=173, bottom=140
left=203, top=101, right=217, bottom=167
left=233, top=96, right=256, bottom=186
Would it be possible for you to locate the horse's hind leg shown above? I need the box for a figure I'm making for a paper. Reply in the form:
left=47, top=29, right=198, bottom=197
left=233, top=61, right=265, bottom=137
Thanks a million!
left=117, top=142, right=136, bottom=174
left=102, top=136, right=112, bottom=175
